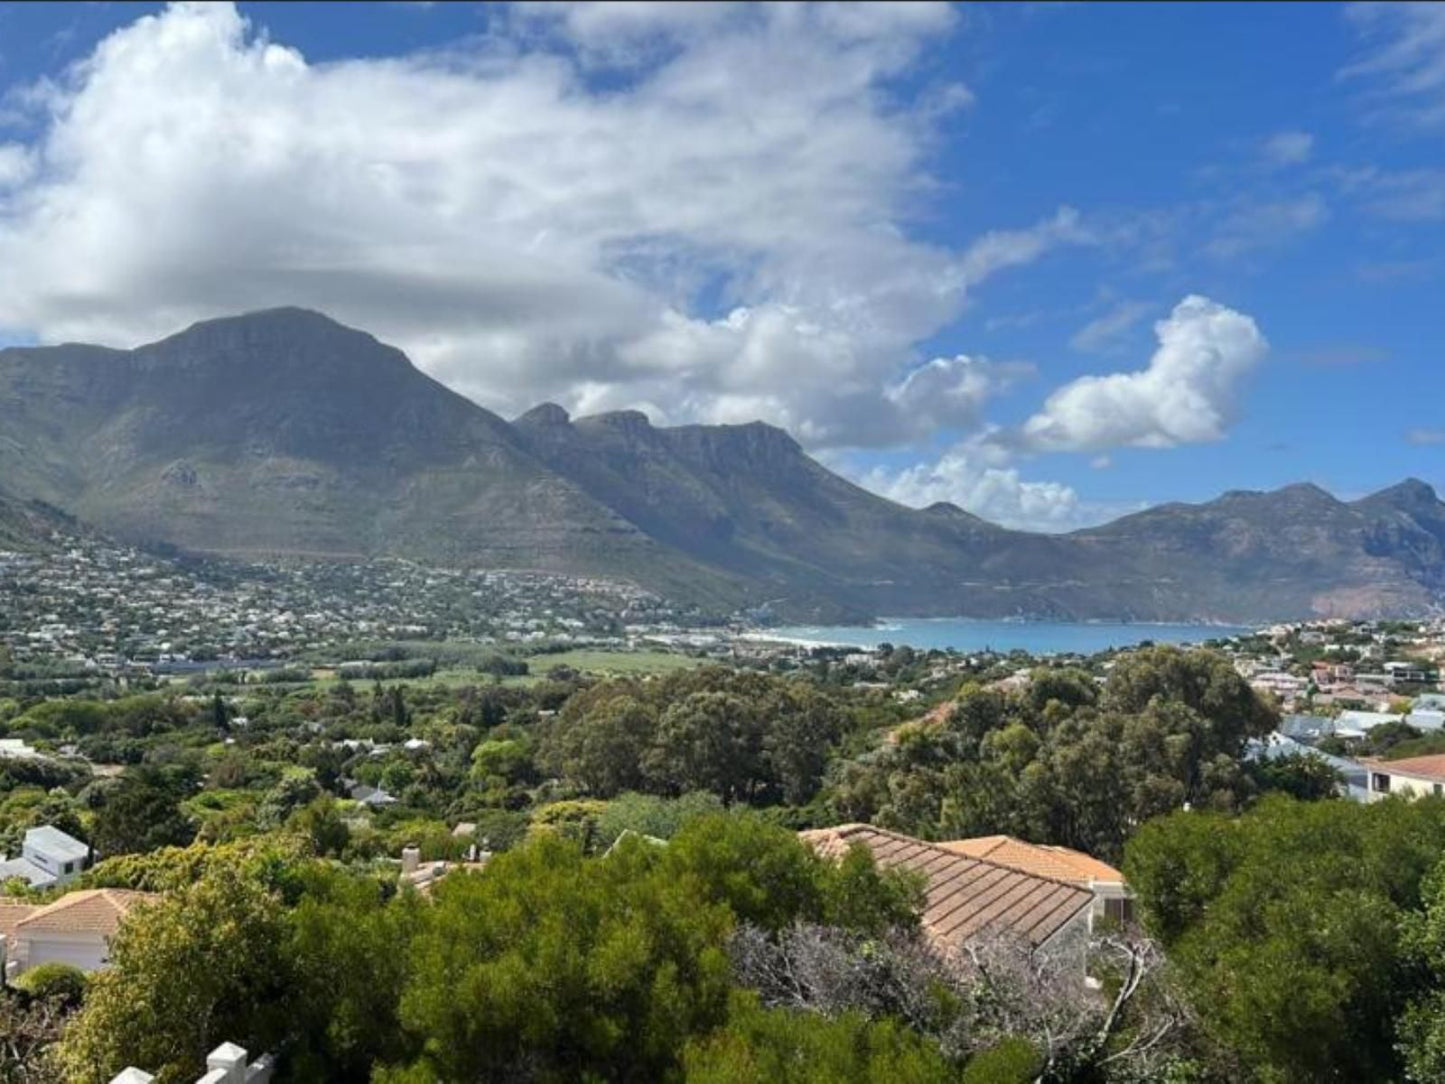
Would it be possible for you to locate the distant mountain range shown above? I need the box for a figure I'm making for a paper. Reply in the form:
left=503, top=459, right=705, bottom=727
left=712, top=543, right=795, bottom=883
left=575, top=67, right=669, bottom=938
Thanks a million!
left=1, top=307, right=1441, bottom=623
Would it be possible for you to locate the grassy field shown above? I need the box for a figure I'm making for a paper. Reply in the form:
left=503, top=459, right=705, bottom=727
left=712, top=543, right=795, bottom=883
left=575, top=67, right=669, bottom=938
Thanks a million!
left=307, top=647, right=704, bottom=689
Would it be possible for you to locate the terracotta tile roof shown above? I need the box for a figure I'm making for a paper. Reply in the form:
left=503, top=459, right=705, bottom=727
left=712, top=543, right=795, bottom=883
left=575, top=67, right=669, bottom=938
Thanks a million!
left=14, top=889, right=157, bottom=937
left=0, top=900, right=38, bottom=939
left=937, top=835, right=1125, bottom=886
left=800, top=824, right=1093, bottom=949
left=1362, top=754, right=1445, bottom=783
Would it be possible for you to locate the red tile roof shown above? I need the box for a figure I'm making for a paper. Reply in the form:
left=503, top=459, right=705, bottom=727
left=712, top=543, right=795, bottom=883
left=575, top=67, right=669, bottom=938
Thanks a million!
left=1362, top=754, right=1445, bottom=783
left=800, top=824, right=1093, bottom=949
left=14, top=889, right=157, bottom=937
left=937, top=835, right=1125, bottom=886
left=0, top=900, right=38, bottom=940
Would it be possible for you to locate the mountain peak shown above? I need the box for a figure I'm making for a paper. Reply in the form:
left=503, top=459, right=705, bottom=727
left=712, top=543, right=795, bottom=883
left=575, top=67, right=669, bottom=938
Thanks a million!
left=515, top=402, right=572, bottom=428
left=1356, top=477, right=1442, bottom=513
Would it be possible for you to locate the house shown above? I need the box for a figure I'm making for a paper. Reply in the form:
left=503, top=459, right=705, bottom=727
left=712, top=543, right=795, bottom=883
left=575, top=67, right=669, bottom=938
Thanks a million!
left=0, top=825, right=91, bottom=889
left=799, top=824, right=1093, bottom=956
left=398, top=844, right=488, bottom=894
left=1248, top=732, right=1368, bottom=801
left=1362, top=755, right=1445, bottom=802
left=1, top=888, right=156, bottom=979
left=1281, top=713, right=1336, bottom=743
left=347, top=783, right=398, bottom=808
left=936, top=835, right=1134, bottom=928
left=1334, top=709, right=1404, bottom=738
left=1409, top=710, right=1445, bottom=732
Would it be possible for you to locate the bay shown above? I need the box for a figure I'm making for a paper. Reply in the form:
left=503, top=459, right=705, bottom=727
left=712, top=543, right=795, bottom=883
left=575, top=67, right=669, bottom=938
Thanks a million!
left=756, top=618, right=1251, bottom=655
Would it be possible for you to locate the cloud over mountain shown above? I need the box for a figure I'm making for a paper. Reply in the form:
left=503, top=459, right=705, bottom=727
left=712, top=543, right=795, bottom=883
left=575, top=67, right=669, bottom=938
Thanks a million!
left=0, top=0, right=1079, bottom=454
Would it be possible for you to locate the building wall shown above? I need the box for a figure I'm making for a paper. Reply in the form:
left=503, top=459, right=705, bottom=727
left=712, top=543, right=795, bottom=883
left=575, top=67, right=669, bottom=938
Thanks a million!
left=11, top=931, right=108, bottom=975
left=1366, top=770, right=1444, bottom=803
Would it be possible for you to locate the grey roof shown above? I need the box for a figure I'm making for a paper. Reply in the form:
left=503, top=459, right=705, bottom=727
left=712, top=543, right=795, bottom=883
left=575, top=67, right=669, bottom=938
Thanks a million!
left=1248, top=732, right=1367, bottom=789
left=0, top=856, right=56, bottom=888
left=1281, top=714, right=1334, bottom=740
left=349, top=784, right=397, bottom=807
left=25, top=825, right=89, bottom=863
left=1408, top=711, right=1445, bottom=732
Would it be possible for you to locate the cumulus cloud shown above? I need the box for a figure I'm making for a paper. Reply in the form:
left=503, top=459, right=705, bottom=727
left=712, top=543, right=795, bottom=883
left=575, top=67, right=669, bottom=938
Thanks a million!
left=1018, top=295, right=1268, bottom=453
left=859, top=434, right=1086, bottom=531
left=0, top=0, right=1076, bottom=449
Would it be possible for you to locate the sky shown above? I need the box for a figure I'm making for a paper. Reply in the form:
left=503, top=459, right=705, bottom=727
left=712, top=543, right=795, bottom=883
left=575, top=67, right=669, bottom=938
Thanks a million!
left=0, top=1, right=1441, bottom=531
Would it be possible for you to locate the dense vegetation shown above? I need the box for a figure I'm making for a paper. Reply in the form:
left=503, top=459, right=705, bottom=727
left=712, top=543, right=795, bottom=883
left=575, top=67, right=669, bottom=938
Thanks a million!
left=10, top=644, right=1445, bottom=1082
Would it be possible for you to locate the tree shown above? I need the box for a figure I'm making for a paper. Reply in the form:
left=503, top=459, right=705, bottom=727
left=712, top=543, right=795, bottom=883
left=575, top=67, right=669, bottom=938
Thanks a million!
left=1125, top=795, right=1445, bottom=1082
left=211, top=692, right=229, bottom=735
left=762, top=685, right=842, bottom=805
left=283, top=865, right=422, bottom=1080
left=648, top=692, right=763, bottom=804
left=384, top=833, right=735, bottom=1081
left=91, top=765, right=198, bottom=857
left=682, top=991, right=953, bottom=1084
left=55, top=865, right=292, bottom=1084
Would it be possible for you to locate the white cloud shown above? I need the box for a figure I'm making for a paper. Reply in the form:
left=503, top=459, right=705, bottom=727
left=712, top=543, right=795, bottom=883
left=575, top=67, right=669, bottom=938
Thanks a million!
left=1206, top=193, right=1329, bottom=258
left=1260, top=130, right=1315, bottom=166
left=1407, top=428, right=1445, bottom=446
left=859, top=435, right=1087, bottom=531
left=1069, top=299, right=1150, bottom=353
left=1342, top=1, right=1445, bottom=130
left=0, top=1, right=1076, bottom=450
left=1018, top=295, right=1268, bottom=452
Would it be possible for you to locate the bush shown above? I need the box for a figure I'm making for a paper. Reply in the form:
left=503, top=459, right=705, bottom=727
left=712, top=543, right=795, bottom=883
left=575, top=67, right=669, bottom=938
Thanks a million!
left=15, top=961, right=88, bottom=1006
left=961, top=1037, right=1042, bottom=1084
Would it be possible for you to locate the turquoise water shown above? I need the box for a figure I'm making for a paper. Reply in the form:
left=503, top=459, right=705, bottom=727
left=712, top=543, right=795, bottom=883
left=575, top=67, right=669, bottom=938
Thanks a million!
left=757, top=618, right=1251, bottom=655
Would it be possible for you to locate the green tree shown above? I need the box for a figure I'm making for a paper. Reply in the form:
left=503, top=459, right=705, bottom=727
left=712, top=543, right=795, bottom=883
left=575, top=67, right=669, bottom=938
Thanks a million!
left=1126, top=795, right=1445, bottom=1082
left=55, top=865, right=292, bottom=1084
left=91, top=765, right=198, bottom=858
left=682, top=991, right=953, bottom=1084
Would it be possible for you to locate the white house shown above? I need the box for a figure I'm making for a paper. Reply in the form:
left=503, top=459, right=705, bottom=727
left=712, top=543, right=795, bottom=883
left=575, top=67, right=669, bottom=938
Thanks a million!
left=1362, top=754, right=1445, bottom=803
left=1, top=888, right=156, bottom=979
left=0, top=825, right=90, bottom=889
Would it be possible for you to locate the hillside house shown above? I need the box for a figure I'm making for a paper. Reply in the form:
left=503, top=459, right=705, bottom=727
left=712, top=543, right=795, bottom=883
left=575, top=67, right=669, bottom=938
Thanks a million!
left=1362, top=755, right=1445, bottom=802
left=0, top=888, right=156, bottom=979
left=936, top=834, right=1134, bottom=929
left=0, top=825, right=90, bottom=889
left=799, top=824, right=1093, bottom=958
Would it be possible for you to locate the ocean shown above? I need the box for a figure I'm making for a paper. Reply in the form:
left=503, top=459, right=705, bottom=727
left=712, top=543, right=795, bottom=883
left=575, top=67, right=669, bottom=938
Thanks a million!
left=755, top=618, right=1251, bottom=655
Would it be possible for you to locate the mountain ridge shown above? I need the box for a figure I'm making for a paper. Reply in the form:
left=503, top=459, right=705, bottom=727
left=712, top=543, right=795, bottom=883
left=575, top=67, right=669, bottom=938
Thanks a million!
left=2, top=307, right=1441, bottom=623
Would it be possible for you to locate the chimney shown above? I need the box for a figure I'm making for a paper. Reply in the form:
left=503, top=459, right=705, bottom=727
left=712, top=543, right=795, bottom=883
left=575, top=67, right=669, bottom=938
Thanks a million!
left=401, top=844, right=420, bottom=875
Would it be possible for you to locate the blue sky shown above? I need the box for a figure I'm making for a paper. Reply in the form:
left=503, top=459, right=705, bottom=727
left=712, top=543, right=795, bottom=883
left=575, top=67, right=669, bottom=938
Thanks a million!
left=0, top=2, right=1441, bottom=529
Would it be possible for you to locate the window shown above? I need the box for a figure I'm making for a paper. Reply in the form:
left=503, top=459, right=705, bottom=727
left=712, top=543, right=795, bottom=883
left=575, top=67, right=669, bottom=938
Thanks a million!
left=63, top=861, right=73, bottom=874
left=1373, top=773, right=1392, bottom=793
left=1104, top=897, right=1135, bottom=923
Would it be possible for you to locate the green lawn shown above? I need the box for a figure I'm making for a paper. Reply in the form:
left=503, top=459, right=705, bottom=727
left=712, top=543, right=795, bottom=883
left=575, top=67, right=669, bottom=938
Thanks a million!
left=308, top=647, right=703, bottom=689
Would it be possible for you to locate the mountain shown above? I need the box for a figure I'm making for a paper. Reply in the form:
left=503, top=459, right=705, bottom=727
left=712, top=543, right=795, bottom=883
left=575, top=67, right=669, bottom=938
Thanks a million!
left=0, top=486, right=72, bottom=552
left=0, top=309, right=744, bottom=606
left=1070, top=482, right=1445, bottom=620
left=1, top=308, right=1442, bottom=623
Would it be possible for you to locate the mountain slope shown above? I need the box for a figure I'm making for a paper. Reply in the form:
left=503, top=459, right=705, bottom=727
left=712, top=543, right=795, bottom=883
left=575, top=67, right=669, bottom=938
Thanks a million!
left=0, top=309, right=744, bottom=604
left=1070, top=482, right=1445, bottom=619
left=2, top=308, right=1442, bottom=622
